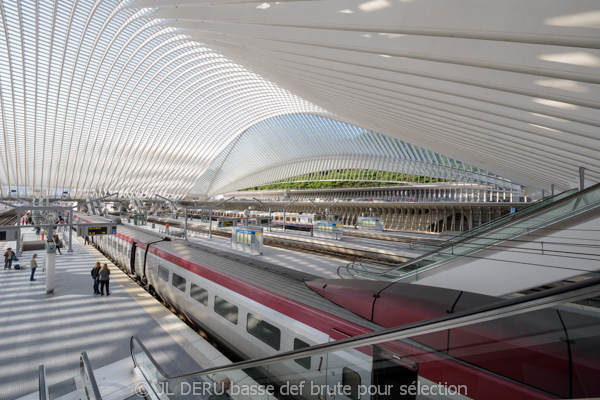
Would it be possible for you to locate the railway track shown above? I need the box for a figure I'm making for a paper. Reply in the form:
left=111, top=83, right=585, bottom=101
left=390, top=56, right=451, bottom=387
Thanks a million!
left=0, top=209, right=17, bottom=227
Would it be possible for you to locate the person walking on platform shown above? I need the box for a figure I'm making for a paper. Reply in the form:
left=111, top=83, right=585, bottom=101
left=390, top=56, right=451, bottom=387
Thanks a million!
left=98, top=263, right=110, bottom=296
left=3, top=248, right=15, bottom=270
left=29, top=254, right=38, bottom=281
left=91, top=262, right=101, bottom=294
left=54, top=236, right=62, bottom=255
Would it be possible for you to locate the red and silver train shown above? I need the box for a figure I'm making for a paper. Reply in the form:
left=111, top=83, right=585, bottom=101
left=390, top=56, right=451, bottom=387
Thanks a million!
left=154, top=210, right=342, bottom=230
left=93, top=224, right=599, bottom=400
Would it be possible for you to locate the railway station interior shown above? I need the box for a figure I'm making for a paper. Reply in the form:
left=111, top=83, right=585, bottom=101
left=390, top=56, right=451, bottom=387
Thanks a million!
left=0, top=1, right=599, bottom=400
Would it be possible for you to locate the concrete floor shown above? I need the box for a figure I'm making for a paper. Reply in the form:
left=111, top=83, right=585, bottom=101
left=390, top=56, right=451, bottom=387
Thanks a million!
left=0, top=230, right=203, bottom=400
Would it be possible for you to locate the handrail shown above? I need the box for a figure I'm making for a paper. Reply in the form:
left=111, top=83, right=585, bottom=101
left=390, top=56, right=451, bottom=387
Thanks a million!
left=340, top=184, right=597, bottom=279
left=38, top=365, right=49, bottom=400
left=130, top=275, right=600, bottom=381
left=339, top=189, right=576, bottom=277
left=442, top=188, right=576, bottom=243
left=80, top=351, right=102, bottom=400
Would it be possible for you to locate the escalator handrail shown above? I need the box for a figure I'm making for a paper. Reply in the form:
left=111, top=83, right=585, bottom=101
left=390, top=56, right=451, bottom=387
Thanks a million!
left=342, top=183, right=599, bottom=278
left=443, top=188, right=577, bottom=243
left=340, top=189, right=579, bottom=276
left=130, top=274, right=600, bottom=381
left=79, top=351, right=102, bottom=400
left=38, top=365, right=49, bottom=400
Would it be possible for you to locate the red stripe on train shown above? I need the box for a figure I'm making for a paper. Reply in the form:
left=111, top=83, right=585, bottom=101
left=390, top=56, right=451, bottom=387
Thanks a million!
left=117, top=230, right=553, bottom=400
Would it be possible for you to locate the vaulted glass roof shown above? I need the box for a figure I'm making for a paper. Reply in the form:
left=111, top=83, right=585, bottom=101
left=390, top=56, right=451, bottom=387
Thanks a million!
left=1, top=0, right=598, bottom=199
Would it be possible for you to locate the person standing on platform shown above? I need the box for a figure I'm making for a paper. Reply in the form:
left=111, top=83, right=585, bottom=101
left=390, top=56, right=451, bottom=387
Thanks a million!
left=91, top=262, right=101, bottom=294
left=29, top=254, right=38, bottom=281
left=84, top=235, right=90, bottom=245
left=3, top=247, right=15, bottom=270
left=98, top=263, right=110, bottom=296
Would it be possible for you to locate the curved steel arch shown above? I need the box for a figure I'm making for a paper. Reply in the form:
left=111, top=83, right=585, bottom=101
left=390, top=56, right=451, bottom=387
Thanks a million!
left=0, top=0, right=544, bottom=200
left=192, top=114, right=517, bottom=197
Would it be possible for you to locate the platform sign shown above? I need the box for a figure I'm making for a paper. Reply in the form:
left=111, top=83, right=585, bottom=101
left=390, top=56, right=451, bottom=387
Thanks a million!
left=231, top=225, right=263, bottom=255
left=80, top=225, right=117, bottom=236
left=359, top=217, right=384, bottom=231
left=88, top=226, right=107, bottom=235
left=313, top=221, right=343, bottom=240
left=200, top=208, right=212, bottom=223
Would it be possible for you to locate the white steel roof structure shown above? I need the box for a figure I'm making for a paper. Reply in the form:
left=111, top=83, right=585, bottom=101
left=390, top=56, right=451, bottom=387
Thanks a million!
left=193, top=114, right=520, bottom=197
left=0, top=0, right=599, bottom=199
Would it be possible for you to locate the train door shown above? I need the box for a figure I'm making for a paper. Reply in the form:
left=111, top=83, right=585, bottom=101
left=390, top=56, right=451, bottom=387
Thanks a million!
left=325, top=329, right=371, bottom=400
left=130, top=242, right=137, bottom=275
left=370, top=346, right=418, bottom=400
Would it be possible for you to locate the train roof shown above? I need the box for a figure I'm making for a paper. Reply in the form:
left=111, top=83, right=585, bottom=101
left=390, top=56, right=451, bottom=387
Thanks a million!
left=116, top=225, right=383, bottom=335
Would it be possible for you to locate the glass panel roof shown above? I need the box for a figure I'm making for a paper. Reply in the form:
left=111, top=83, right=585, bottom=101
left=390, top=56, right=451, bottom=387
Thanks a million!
left=2, top=1, right=597, bottom=198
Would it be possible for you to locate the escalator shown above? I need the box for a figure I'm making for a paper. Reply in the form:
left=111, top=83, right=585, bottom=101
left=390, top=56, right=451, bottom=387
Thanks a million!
left=339, top=183, right=600, bottom=295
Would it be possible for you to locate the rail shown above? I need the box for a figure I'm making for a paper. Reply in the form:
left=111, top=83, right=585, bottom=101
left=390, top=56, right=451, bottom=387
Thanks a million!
left=130, top=276, right=600, bottom=399
left=338, top=189, right=577, bottom=278
left=80, top=351, right=102, bottom=400
left=339, top=183, right=599, bottom=281
left=432, top=188, right=577, bottom=246
left=38, top=365, right=49, bottom=400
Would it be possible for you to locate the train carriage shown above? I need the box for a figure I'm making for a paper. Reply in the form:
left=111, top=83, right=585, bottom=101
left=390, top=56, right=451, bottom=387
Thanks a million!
left=94, top=224, right=600, bottom=400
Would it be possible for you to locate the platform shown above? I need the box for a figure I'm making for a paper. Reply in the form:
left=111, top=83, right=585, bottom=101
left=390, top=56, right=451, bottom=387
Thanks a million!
left=0, top=229, right=231, bottom=400
left=123, top=220, right=349, bottom=278
left=265, top=229, right=423, bottom=261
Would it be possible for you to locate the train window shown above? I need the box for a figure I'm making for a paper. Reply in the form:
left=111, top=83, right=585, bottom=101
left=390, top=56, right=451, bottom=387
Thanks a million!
left=286, top=217, right=290, bottom=222
left=247, top=314, right=280, bottom=350
left=214, top=296, right=238, bottom=324
left=158, top=265, right=169, bottom=282
left=342, top=367, right=361, bottom=400
left=292, top=217, right=297, bottom=222
left=172, top=273, right=186, bottom=292
left=293, top=339, right=311, bottom=370
left=190, top=283, right=208, bottom=306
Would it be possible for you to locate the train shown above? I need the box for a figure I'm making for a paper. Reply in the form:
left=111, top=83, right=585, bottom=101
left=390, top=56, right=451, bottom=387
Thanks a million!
left=147, top=210, right=342, bottom=230
left=91, top=223, right=599, bottom=400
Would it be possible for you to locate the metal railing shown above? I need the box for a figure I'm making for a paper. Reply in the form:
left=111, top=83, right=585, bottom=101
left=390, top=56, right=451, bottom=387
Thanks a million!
left=38, top=365, right=49, bottom=400
left=339, top=184, right=599, bottom=281
left=80, top=351, right=102, bottom=400
left=130, top=276, right=600, bottom=399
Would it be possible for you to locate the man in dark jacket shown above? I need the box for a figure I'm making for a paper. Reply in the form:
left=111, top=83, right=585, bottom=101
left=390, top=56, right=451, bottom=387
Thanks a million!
left=3, top=248, right=15, bottom=270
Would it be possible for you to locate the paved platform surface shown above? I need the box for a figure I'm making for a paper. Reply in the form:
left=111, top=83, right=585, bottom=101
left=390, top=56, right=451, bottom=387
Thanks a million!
left=0, top=229, right=216, bottom=400
left=123, top=221, right=348, bottom=278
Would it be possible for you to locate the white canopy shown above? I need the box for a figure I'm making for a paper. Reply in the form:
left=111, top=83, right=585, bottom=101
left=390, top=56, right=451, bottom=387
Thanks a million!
left=0, top=0, right=598, bottom=198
